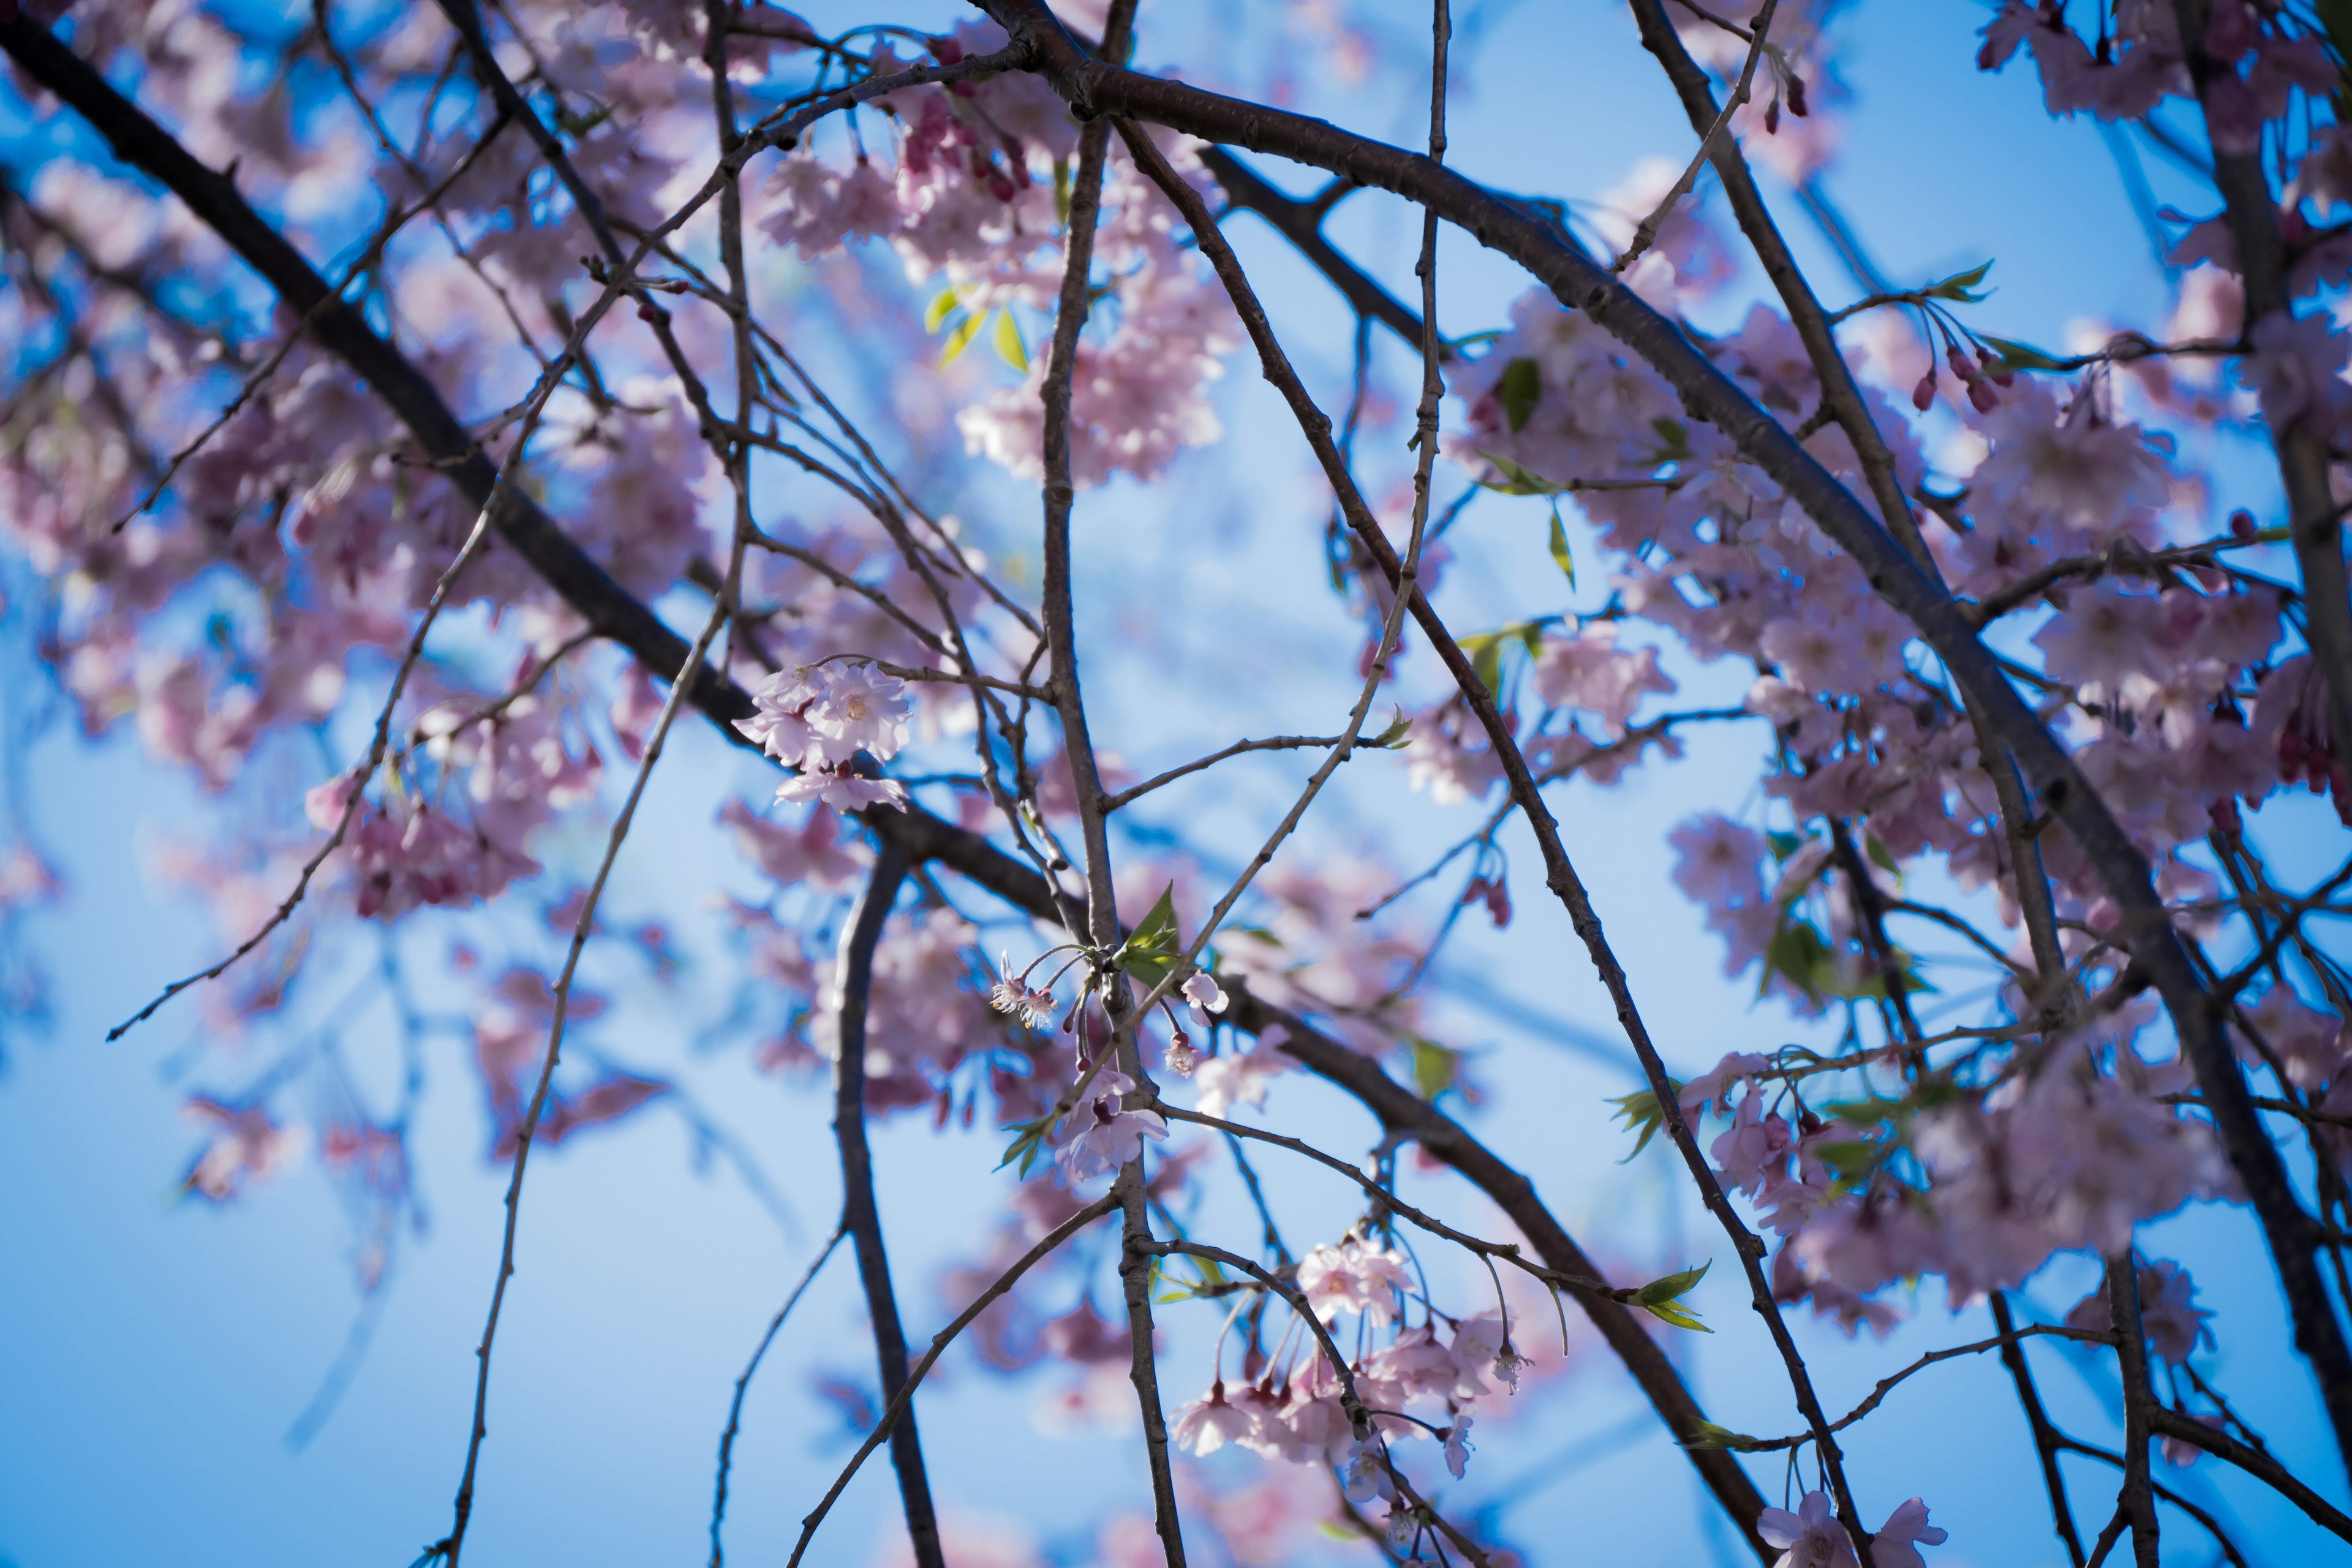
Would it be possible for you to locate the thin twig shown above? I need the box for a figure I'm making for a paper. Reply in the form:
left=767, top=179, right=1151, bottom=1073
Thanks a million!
left=1613, top=0, right=1774, bottom=274
left=782, top=1196, right=1119, bottom=1567
left=709, top=1221, right=847, bottom=1568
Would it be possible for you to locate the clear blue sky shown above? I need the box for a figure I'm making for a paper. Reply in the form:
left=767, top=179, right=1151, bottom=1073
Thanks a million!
left=0, top=3, right=2343, bottom=1566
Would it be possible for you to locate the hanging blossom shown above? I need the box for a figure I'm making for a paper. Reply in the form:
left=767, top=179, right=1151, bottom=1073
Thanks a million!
left=735, top=661, right=913, bottom=812
left=1297, top=1237, right=1411, bottom=1325
left=1056, top=1066, right=1168, bottom=1181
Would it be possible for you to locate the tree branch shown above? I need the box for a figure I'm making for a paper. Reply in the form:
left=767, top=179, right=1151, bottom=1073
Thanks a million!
left=975, top=0, right=2352, bottom=1470
left=1991, top=1291, right=2089, bottom=1568
left=830, top=844, right=941, bottom=1568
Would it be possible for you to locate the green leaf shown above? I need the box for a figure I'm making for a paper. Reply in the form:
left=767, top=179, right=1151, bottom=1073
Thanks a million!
left=1111, top=882, right=1182, bottom=990
left=1228, top=925, right=1283, bottom=946
left=1975, top=333, right=2066, bottom=372
left=1765, top=829, right=1804, bottom=864
left=1642, top=1298, right=1714, bottom=1333
left=1408, top=1036, right=1460, bottom=1101
left=1632, top=1260, right=1709, bottom=1306
left=1367, top=707, right=1412, bottom=749
left=1052, top=156, right=1072, bottom=225
left=924, top=287, right=962, bottom=333
left=1472, top=448, right=1574, bottom=497
left=1648, top=417, right=1693, bottom=463
left=1924, top=258, right=1993, bottom=304
left=1812, top=1139, right=1878, bottom=1174
left=1546, top=511, right=1577, bottom=587
left=1608, top=1082, right=1683, bottom=1163
left=1498, top=356, right=1542, bottom=434
left=2315, top=0, right=2352, bottom=116
left=1760, top=918, right=1836, bottom=1006
left=1634, top=1262, right=1713, bottom=1332
left=1864, top=834, right=1901, bottom=878
left=996, top=1109, right=1055, bottom=1175
left=992, top=307, right=1028, bottom=371
left=938, top=309, right=987, bottom=368
left=1679, top=1420, right=1763, bottom=1452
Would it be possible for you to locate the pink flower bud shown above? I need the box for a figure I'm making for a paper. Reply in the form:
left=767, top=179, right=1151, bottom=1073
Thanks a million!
left=1764, top=97, right=1781, bottom=135
left=1967, top=379, right=2000, bottom=413
left=2229, top=508, right=2257, bottom=539
left=1911, top=372, right=1937, bottom=412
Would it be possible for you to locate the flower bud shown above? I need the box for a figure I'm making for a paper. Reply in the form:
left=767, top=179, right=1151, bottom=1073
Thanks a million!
left=2229, top=508, right=2257, bottom=539
left=1911, top=372, right=1937, bottom=412
left=1967, top=379, right=2000, bottom=414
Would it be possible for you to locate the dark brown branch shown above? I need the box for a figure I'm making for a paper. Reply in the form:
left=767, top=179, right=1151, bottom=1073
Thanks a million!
left=1102, top=67, right=1868, bottom=1557
left=2165, top=0, right=2352, bottom=784
left=2106, top=1258, right=2162, bottom=1568
left=1101, top=730, right=1367, bottom=812
left=2143, top=1404, right=2352, bottom=1542
left=1194, top=146, right=1436, bottom=355
left=710, top=1221, right=847, bottom=1568
left=783, top=1196, right=1120, bottom=1567
left=974, top=0, right=2352, bottom=1470
left=1991, top=1291, right=2089, bottom=1568
left=831, top=845, right=942, bottom=1568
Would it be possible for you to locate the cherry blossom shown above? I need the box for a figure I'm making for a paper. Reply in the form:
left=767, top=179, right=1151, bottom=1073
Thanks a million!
left=1056, top=1067, right=1168, bottom=1182
left=1297, top=1237, right=1412, bottom=1325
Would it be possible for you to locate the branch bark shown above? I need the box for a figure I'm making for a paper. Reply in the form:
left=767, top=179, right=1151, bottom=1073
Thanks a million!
left=831, top=844, right=942, bottom=1568
left=1990, top=1291, right=2089, bottom=1568
left=2163, top=0, right=2352, bottom=767
left=973, top=0, right=2352, bottom=1472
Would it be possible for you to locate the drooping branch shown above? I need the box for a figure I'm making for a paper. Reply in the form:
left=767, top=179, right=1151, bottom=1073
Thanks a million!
left=709, top=1220, right=847, bottom=1568
left=1112, top=82, right=1875, bottom=1558
left=971, top=0, right=2352, bottom=1471
left=829, top=844, right=943, bottom=1568
left=1194, top=146, right=1435, bottom=354
left=2162, top=0, right=2352, bottom=766
left=783, top=1196, right=1120, bottom=1567
left=1990, top=1291, right=2089, bottom=1568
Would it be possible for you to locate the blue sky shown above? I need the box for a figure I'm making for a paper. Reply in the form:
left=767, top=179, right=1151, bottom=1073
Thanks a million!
left=0, top=3, right=2346, bottom=1566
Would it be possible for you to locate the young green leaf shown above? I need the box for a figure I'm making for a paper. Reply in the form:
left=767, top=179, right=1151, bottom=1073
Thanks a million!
left=1925, top=258, right=1993, bottom=303
left=1498, top=356, right=1542, bottom=433
left=1368, top=707, right=1412, bottom=748
left=938, top=309, right=988, bottom=368
left=1975, top=333, right=2066, bottom=372
left=1648, top=417, right=1694, bottom=463
left=1633, top=1261, right=1712, bottom=1332
left=1408, top=1036, right=1460, bottom=1101
left=1472, top=449, right=1574, bottom=497
left=1111, top=882, right=1182, bottom=989
left=992, top=307, right=1028, bottom=371
left=1546, top=511, right=1577, bottom=587
left=1608, top=1082, right=1684, bottom=1163
left=924, top=286, right=962, bottom=334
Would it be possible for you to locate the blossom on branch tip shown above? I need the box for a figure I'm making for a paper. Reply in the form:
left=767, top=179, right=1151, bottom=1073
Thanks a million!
left=1182, top=970, right=1227, bottom=1023
left=1869, top=1498, right=1948, bottom=1568
left=1172, top=1381, right=1256, bottom=1457
left=1297, top=1237, right=1411, bottom=1325
left=1055, top=1068, right=1166, bottom=1182
left=1757, top=1491, right=1858, bottom=1568
left=1338, top=1437, right=1395, bottom=1503
left=1442, top=1413, right=1474, bottom=1479
left=989, top=952, right=1055, bottom=1028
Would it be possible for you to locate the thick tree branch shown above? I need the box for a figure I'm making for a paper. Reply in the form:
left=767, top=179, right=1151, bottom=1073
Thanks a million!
left=1194, top=146, right=1436, bottom=355
left=830, top=845, right=943, bottom=1568
left=1108, top=71, right=1871, bottom=1557
left=973, top=0, right=2352, bottom=1469
left=2165, top=0, right=2352, bottom=767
